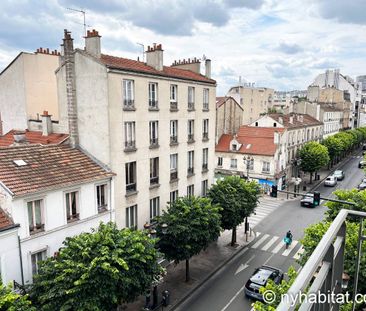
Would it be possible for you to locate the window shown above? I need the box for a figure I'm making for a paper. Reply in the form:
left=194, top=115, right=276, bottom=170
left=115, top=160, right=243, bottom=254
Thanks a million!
left=150, top=197, right=160, bottom=221
left=96, top=184, right=107, bottom=213
left=170, top=84, right=178, bottom=110
left=202, top=119, right=209, bottom=140
left=27, top=200, right=44, bottom=234
left=248, top=158, right=254, bottom=170
left=232, top=144, right=237, bottom=151
left=203, top=88, right=209, bottom=110
left=188, top=151, right=194, bottom=175
left=217, top=157, right=223, bottom=167
left=125, top=161, right=137, bottom=192
left=126, top=205, right=137, bottom=229
left=65, top=191, right=79, bottom=221
left=170, top=190, right=178, bottom=203
left=202, top=180, right=208, bottom=197
left=150, top=157, right=159, bottom=185
left=188, top=120, right=194, bottom=142
left=124, top=121, right=136, bottom=150
left=170, top=120, right=178, bottom=144
left=149, top=121, right=159, bottom=147
left=230, top=159, right=237, bottom=169
left=202, top=148, right=208, bottom=171
left=31, top=250, right=46, bottom=277
left=262, top=161, right=270, bottom=173
left=187, top=184, right=194, bottom=197
left=188, top=86, right=195, bottom=110
left=170, top=154, right=178, bottom=181
left=273, top=123, right=277, bottom=127
left=123, top=79, right=134, bottom=109
left=149, top=83, right=158, bottom=109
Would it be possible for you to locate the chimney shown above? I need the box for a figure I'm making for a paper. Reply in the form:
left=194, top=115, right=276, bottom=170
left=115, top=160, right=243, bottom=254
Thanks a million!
left=205, top=59, right=211, bottom=79
left=289, top=115, right=294, bottom=124
left=13, top=131, right=27, bottom=144
left=85, top=29, right=101, bottom=58
left=171, top=57, right=201, bottom=73
left=41, top=111, right=53, bottom=136
left=63, top=29, right=79, bottom=148
left=146, top=43, right=164, bottom=71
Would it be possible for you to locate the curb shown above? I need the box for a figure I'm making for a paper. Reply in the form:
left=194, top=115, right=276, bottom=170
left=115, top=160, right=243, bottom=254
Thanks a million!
left=169, top=231, right=257, bottom=310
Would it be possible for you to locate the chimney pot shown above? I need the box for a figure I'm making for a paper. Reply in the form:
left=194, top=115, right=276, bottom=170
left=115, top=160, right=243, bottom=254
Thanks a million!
left=41, top=111, right=53, bottom=136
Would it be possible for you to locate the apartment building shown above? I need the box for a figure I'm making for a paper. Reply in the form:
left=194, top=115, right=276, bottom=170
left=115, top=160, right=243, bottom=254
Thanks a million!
left=56, top=30, right=216, bottom=229
left=226, top=85, right=274, bottom=125
left=0, top=144, right=114, bottom=285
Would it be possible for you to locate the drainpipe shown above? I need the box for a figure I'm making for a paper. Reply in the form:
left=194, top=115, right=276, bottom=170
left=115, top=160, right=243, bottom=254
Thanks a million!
left=18, top=235, right=24, bottom=286
left=109, top=177, right=113, bottom=223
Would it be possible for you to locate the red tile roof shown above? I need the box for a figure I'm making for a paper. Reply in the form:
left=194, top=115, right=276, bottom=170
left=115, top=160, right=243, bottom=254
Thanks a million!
left=100, top=54, right=216, bottom=85
left=0, top=130, right=69, bottom=147
left=0, top=145, right=114, bottom=197
left=269, top=113, right=323, bottom=128
left=216, top=126, right=285, bottom=156
left=0, top=208, right=15, bottom=231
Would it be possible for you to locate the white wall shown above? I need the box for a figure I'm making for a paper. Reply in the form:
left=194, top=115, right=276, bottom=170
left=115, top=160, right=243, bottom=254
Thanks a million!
left=0, top=227, right=21, bottom=285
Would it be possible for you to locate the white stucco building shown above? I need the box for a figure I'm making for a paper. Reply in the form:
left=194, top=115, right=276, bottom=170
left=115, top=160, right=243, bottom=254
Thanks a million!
left=0, top=144, right=114, bottom=285
left=55, top=29, right=216, bottom=229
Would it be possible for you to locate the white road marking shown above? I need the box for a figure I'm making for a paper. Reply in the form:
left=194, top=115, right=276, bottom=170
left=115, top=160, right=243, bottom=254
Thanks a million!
left=282, top=240, right=299, bottom=256
left=293, top=246, right=305, bottom=260
left=261, top=236, right=279, bottom=251
left=263, top=253, right=276, bottom=265
left=220, top=283, right=247, bottom=311
left=235, top=254, right=255, bottom=275
left=251, top=234, right=270, bottom=249
left=271, top=240, right=284, bottom=254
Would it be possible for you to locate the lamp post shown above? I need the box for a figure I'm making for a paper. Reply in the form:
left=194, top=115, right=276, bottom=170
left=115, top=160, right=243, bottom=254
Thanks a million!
left=243, top=156, right=253, bottom=241
left=144, top=221, right=168, bottom=310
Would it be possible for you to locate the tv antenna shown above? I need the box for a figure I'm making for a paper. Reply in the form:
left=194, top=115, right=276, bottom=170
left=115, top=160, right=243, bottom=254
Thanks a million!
left=136, top=43, right=145, bottom=62
left=67, top=7, right=91, bottom=36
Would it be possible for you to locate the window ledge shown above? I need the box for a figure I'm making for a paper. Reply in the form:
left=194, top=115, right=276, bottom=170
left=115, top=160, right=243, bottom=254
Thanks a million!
left=149, top=183, right=160, bottom=190
left=202, top=109, right=209, bottom=112
left=149, top=107, right=159, bottom=111
left=124, top=147, right=137, bottom=153
left=170, top=142, right=179, bottom=146
left=125, top=190, right=138, bottom=197
left=170, top=108, right=179, bottom=112
left=202, top=168, right=209, bottom=173
left=187, top=109, right=195, bottom=112
left=149, top=144, right=160, bottom=149
left=187, top=173, right=195, bottom=177
left=187, top=139, right=195, bottom=144
left=202, top=137, right=209, bottom=142
left=170, top=178, right=179, bottom=184
left=123, top=107, right=136, bottom=111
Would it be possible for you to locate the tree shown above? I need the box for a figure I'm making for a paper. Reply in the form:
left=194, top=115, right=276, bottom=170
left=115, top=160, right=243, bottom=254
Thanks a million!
left=30, top=222, right=161, bottom=311
left=322, top=136, right=344, bottom=167
left=299, top=141, right=330, bottom=183
left=156, top=196, right=221, bottom=282
left=0, top=281, right=36, bottom=311
left=208, top=176, right=260, bottom=246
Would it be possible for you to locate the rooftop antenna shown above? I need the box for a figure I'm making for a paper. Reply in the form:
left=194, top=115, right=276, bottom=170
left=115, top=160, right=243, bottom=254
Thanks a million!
left=67, top=7, right=90, bottom=37
left=136, top=43, right=145, bottom=62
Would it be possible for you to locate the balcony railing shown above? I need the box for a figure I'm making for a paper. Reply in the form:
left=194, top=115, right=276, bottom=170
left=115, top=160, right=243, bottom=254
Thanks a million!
left=188, top=134, right=195, bottom=143
left=97, top=205, right=108, bottom=213
left=126, top=183, right=137, bottom=193
left=202, top=132, right=209, bottom=141
left=150, top=176, right=159, bottom=185
left=29, top=223, right=45, bottom=234
left=67, top=213, right=80, bottom=222
left=123, top=99, right=135, bottom=110
left=149, top=100, right=159, bottom=110
left=203, top=103, right=209, bottom=111
left=187, top=167, right=194, bottom=175
left=277, top=209, right=366, bottom=311
left=202, top=163, right=208, bottom=171
left=124, top=140, right=136, bottom=151
left=170, top=171, right=178, bottom=181
left=170, top=101, right=178, bottom=111
left=188, top=102, right=195, bottom=111
left=150, top=138, right=159, bottom=148
left=170, top=136, right=178, bottom=145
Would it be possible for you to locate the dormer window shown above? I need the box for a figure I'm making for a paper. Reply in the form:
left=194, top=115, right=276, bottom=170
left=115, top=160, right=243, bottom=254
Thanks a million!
left=274, top=123, right=277, bottom=127
left=232, top=144, right=237, bottom=151
left=230, top=138, right=241, bottom=151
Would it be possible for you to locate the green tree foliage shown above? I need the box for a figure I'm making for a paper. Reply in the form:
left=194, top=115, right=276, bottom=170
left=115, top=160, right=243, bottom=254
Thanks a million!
left=156, top=196, right=221, bottom=282
left=208, top=176, right=260, bottom=246
left=299, top=141, right=330, bottom=183
left=322, top=136, right=344, bottom=166
left=30, top=222, right=161, bottom=311
left=0, top=281, right=36, bottom=311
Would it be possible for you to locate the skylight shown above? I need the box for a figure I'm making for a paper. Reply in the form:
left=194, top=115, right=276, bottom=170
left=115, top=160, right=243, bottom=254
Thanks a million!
left=13, top=160, right=27, bottom=166
left=246, top=144, right=252, bottom=149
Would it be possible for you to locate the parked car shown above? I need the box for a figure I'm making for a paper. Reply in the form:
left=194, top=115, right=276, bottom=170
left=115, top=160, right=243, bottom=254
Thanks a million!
left=300, top=193, right=314, bottom=208
left=359, top=160, right=366, bottom=168
left=358, top=181, right=366, bottom=190
left=324, top=175, right=337, bottom=187
left=333, top=170, right=345, bottom=181
left=244, top=265, right=284, bottom=301
left=363, top=144, right=366, bottom=150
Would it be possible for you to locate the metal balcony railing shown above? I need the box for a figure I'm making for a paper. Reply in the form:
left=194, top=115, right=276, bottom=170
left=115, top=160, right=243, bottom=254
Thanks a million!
left=277, top=209, right=366, bottom=311
left=170, top=101, right=178, bottom=111
left=123, top=99, right=135, bottom=109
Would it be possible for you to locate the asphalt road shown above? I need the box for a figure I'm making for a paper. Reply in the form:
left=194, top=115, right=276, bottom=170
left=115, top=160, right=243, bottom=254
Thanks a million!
left=176, top=152, right=365, bottom=311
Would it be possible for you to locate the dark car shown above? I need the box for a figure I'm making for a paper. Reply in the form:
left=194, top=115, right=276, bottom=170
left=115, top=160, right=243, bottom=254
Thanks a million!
left=359, top=160, right=366, bottom=169
left=300, top=193, right=315, bottom=207
left=245, top=265, right=284, bottom=301
left=333, top=170, right=345, bottom=181
left=363, top=144, right=366, bottom=151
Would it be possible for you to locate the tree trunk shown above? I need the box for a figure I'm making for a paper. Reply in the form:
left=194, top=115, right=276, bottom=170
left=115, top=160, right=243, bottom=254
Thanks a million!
left=231, top=226, right=237, bottom=246
left=185, top=259, right=190, bottom=282
left=310, top=172, right=313, bottom=184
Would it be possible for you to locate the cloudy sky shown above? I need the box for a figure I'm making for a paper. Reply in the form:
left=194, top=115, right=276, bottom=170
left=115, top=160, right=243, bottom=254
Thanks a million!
left=1, top=0, right=366, bottom=95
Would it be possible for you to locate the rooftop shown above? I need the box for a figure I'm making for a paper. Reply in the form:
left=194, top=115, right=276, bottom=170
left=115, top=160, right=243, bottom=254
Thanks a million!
left=269, top=113, right=323, bottom=128
left=0, top=130, right=69, bottom=147
left=0, top=144, right=114, bottom=197
left=216, top=96, right=242, bottom=109
left=0, top=208, right=15, bottom=231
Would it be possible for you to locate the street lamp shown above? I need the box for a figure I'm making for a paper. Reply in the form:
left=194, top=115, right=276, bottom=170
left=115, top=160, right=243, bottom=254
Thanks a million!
left=243, top=156, right=254, bottom=180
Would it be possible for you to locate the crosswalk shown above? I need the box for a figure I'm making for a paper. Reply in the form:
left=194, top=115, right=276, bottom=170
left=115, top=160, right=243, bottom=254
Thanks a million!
left=247, top=196, right=283, bottom=228
left=250, top=232, right=305, bottom=259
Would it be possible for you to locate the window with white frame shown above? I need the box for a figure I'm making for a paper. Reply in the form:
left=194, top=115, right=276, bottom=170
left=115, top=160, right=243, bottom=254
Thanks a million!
left=202, top=119, right=209, bottom=140
left=188, top=86, right=195, bottom=110
left=202, top=148, right=208, bottom=170
left=65, top=191, right=79, bottom=221
left=202, top=180, right=208, bottom=196
left=203, top=88, right=209, bottom=110
left=188, top=151, right=194, bottom=175
left=125, top=161, right=137, bottom=192
left=170, top=190, right=178, bottom=203
left=187, top=184, right=194, bottom=197
left=149, top=83, right=158, bottom=109
left=170, top=120, right=178, bottom=144
left=150, top=197, right=160, bottom=221
left=248, top=158, right=254, bottom=170
left=150, top=157, right=159, bottom=185
left=31, top=250, right=46, bottom=277
left=96, top=184, right=107, bottom=213
left=170, top=154, right=178, bottom=181
left=124, top=122, right=136, bottom=149
left=170, top=85, right=177, bottom=102
left=262, top=161, right=270, bottom=173
left=149, top=121, right=159, bottom=146
left=123, top=79, right=134, bottom=108
left=27, top=199, right=44, bottom=233
left=217, top=157, right=223, bottom=167
left=126, top=204, right=138, bottom=229
left=230, top=158, right=237, bottom=168
left=188, top=120, right=194, bottom=142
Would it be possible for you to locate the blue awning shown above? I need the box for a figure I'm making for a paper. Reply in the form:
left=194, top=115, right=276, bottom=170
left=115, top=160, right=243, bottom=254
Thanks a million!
left=258, top=179, right=274, bottom=186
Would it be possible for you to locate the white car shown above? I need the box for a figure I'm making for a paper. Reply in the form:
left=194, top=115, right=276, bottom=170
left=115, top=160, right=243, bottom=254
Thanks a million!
left=324, top=175, right=337, bottom=187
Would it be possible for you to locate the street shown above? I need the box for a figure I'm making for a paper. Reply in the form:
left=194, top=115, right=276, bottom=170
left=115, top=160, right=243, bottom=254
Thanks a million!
left=175, top=152, right=365, bottom=311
